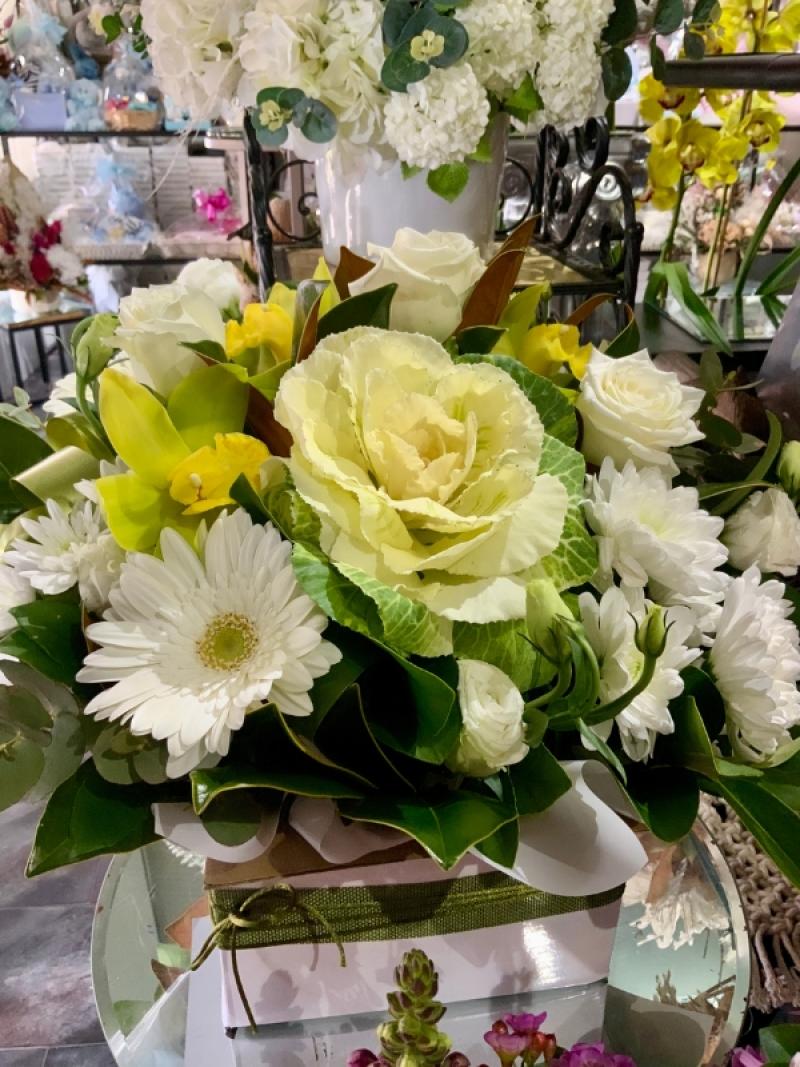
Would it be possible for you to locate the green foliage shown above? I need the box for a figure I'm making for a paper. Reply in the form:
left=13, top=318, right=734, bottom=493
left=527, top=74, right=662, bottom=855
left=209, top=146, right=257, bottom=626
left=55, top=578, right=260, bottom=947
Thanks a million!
left=602, top=47, right=633, bottom=102
left=648, top=261, right=732, bottom=354
left=0, top=597, right=86, bottom=688
left=653, top=0, right=685, bottom=34
left=427, top=162, right=470, bottom=203
left=503, top=73, right=544, bottom=123
left=251, top=88, right=337, bottom=147
left=91, top=725, right=169, bottom=786
left=539, top=435, right=598, bottom=590
left=603, top=0, right=638, bottom=45
left=381, top=1, right=468, bottom=92
left=0, top=416, right=53, bottom=522
left=317, top=284, right=397, bottom=340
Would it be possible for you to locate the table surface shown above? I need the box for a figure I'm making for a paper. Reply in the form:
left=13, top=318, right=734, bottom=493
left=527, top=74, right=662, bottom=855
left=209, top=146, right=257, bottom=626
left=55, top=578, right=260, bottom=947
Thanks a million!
left=91, top=823, right=750, bottom=1067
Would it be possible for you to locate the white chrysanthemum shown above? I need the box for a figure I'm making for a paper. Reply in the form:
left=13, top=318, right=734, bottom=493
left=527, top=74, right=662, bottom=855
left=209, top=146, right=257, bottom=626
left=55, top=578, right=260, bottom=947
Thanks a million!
left=579, top=587, right=698, bottom=761
left=723, top=488, right=800, bottom=577
left=0, top=563, right=33, bottom=636
left=709, top=567, right=800, bottom=762
left=384, top=64, right=491, bottom=171
left=77, top=510, right=342, bottom=778
left=6, top=499, right=124, bottom=615
left=461, top=0, right=538, bottom=96
left=585, top=460, right=729, bottom=634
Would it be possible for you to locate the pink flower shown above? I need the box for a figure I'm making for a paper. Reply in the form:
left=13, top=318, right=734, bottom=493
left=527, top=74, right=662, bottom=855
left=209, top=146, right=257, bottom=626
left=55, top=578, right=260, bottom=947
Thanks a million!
left=347, top=1052, right=379, bottom=1067
left=503, top=1013, right=548, bottom=1036
left=484, top=1027, right=532, bottom=1065
left=551, top=1043, right=637, bottom=1067
left=731, top=1050, right=766, bottom=1067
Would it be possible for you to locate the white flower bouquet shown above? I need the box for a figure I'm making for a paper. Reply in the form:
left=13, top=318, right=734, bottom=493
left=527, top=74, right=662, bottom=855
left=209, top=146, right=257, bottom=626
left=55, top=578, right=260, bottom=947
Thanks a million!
left=139, top=0, right=618, bottom=193
left=2, top=234, right=800, bottom=1015
left=0, top=161, right=84, bottom=299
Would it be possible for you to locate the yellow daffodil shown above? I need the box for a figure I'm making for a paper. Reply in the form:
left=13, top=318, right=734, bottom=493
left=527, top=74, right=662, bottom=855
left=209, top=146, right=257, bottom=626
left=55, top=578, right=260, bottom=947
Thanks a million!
left=168, top=433, right=269, bottom=515
left=516, top=323, right=592, bottom=381
left=639, top=74, right=700, bottom=124
left=95, top=364, right=266, bottom=552
left=737, top=108, right=785, bottom=153
left=697, top=132, right=750, bottom=187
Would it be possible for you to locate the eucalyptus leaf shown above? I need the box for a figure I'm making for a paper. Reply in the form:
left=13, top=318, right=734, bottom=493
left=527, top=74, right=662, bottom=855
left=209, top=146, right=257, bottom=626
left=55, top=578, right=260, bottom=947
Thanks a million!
left=654, top=0, right=685, bottom=33
left=603, top=0, right=639, bottom=44
left=601, top=47, right=633, bottom=102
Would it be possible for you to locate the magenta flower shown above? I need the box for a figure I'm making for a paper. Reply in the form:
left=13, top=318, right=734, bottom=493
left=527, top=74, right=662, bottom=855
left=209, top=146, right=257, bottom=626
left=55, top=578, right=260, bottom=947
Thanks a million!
left=484, top=1028, right=532, bottom=1065
left=551, top=1043, right=637, bottom=1067
left=731, top=1049, right=766, bottom=1067
left=347, top=1051, right=379, bottom=1067
left=503, top=1013, right=548, bottom=1036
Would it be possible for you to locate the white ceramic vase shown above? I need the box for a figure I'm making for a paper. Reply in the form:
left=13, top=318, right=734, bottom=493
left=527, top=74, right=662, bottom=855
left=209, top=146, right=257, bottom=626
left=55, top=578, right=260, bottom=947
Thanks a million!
left=314, top=120, right=508, bottom=263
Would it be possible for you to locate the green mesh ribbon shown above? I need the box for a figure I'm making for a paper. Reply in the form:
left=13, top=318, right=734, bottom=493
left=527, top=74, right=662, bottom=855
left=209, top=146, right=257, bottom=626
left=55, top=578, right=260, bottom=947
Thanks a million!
left=193, top=874, right=624, bottom=1032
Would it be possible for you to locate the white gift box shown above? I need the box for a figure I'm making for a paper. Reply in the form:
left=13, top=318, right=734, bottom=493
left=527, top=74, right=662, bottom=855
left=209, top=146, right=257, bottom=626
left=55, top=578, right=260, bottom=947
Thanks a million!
left=202, top=830, right=625, bottom=1033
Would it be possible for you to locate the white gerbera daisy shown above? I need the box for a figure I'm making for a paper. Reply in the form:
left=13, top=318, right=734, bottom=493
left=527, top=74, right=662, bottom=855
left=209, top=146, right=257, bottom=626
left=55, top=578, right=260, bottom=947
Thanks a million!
left=579, top=586, right=698, bottom=762
left=585, top=459, right=729, bottom=635
left=77, top=510, right=342, bottom=778
left=6, top=498, right=124, bottom=615
left=0, top=562, right=33, bottom=636
left=709, top=567, right=800, bottom=762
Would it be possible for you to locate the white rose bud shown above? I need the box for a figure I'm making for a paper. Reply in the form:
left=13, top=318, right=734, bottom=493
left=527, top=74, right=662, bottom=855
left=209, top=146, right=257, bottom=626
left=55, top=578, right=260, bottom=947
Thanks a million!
left=723, top=487, right=800, bottom=577
left=447, top=660, right=529, bottom=779
left=349, top=229, right=485, bottom=342
left=177, top=258, right=243, bottom=316
left=577, top=349, right=705, bottom=475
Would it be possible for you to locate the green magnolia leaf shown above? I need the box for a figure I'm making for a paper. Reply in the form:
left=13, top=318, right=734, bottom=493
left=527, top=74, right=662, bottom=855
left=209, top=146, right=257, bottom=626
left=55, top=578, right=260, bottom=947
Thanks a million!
left=452, top=619, right=547, bottom=692
left=454, top=354, right=577, bottom=445
left=601, top=46, right=633, bottom=102
left=456, top=326, right=506, bottom=356
left=509, top=746, right=570, bottom=816
left=167, top=364, right=249, bottom=451
left=503, top=72, right=543, bottom=123
left=333, top=558, right=452, bottom=659
left=427, top=163, right=470, bottom=203
left=2, top=598, right=86, bottom=688
left=191, top=708, right=367, bottom=812
left=709, top=775, right=800, bottom=886
left=27, top=761, right=159, bottom=876
left=474, top=773, right=519, bottom=869
left=604, top=315, right=641, bottom=357
left=317, top=285, right=397, bottom=340
left=538, top=435, right=598, bottom=590
left=603, top=0, right=639, bottom=44
left=625, top=765, right=699, bottom=841
left=654, top=0, right=686, bottom=33
left=300, top=623, right=380, bottom=736
left=0, top=415, right=53, bottom=522
left=199, top=790, right=268, bottom=847
left=759, top=1024, right=800, bottom=1060
left=339, top=790, right=516, bottom=869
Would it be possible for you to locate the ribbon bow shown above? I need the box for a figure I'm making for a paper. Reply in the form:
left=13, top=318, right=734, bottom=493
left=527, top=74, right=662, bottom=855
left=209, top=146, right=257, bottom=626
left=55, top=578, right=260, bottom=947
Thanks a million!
left=193, top=187, right=231, bottom=224
left=191, top=883, right=346, bottom=1033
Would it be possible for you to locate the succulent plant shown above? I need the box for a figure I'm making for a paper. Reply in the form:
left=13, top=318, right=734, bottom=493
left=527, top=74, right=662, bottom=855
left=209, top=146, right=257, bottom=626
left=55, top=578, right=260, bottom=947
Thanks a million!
left=377, top=949, right=452, bottom=1067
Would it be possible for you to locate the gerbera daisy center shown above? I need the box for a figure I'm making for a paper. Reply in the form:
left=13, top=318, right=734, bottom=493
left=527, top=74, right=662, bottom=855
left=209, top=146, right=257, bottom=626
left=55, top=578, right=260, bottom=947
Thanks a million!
left=197, top=612, right=259, bottom=671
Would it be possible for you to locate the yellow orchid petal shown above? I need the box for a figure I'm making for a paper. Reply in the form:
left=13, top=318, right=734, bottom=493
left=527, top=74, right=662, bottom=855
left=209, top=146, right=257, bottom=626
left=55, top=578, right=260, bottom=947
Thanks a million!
left=98, top=368, right=189, bottom=488
left=266, top=282, right=297, bottom=318
left=96, top=471, right=190, bottom=553
left=167, top=363, right=249, bottom=453
left=168, top=432, right=268, bottom=515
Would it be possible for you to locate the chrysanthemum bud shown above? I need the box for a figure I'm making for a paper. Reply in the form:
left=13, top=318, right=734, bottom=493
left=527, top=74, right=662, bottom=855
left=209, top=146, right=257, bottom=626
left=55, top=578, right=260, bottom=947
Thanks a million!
left=778, top=441, right=800, bottom=500
left=635, top=604, right=668, bottom=659
left=527, top=577, right=572, bottom=662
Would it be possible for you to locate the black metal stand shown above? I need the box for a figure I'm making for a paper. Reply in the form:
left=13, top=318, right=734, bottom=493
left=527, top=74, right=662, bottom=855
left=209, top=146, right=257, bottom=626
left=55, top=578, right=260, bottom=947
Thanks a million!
left=242, top=114, right=277, bottom=298
left=662, top=53, right=800, bottom=92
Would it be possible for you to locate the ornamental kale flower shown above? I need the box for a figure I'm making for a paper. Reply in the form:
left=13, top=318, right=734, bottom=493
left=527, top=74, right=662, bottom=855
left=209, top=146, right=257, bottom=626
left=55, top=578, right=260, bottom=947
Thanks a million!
left=551, top=1043, right=636, bottom=1067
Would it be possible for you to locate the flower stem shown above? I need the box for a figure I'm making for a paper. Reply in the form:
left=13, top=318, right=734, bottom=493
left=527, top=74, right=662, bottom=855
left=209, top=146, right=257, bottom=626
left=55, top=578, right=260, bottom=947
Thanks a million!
left=662, top=171, right=688, bottom=265
left=703, top=182, right=733, bottom=293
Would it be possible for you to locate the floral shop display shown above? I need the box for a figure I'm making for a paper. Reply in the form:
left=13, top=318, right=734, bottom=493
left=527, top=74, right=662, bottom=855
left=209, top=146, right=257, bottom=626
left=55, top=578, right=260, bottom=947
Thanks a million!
left=2, top=235, right=800, bottom=1039
left=139, top=0, right=621, bottom=256
left=0, top=160, right=85, bottom=313
left=102, top=35, right=162, bottom=132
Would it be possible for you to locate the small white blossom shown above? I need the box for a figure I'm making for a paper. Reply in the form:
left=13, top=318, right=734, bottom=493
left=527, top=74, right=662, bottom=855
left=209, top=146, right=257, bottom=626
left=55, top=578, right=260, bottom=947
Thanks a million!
left=384, top=64, right=491, bottom=171
left=723, top=488, right=800, bottom=577
left=461, top=0, right=538, bottom=97
left=709, top=567, right=800, bottom=762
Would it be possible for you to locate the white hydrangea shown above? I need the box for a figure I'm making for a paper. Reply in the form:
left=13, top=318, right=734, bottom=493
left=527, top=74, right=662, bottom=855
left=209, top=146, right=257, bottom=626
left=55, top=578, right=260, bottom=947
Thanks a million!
left=384, top=63, right=491, bottom=171
left=580, top=587, right=698, bottom=762
left=585, top=460, right=729, bottom=636
left=461, top=0, right=538, bottom=97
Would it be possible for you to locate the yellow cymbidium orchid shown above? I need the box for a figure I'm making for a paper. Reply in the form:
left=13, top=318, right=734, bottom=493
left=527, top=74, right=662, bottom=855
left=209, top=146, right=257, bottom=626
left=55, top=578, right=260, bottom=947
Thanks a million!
left=515, top=323, right=592, bottom=381
left=697, top=132, right=750, bottom=187
left=639, top=75, right=700, bottom=125
left=95, top=365, right=268, bottom=552
left=225, top=284, right=295, bottom=368
left=675, top=120, right=719, bottom=174
left=646, top=116, right=683, bottom=193
left=737, top=108, right=785, bottom=153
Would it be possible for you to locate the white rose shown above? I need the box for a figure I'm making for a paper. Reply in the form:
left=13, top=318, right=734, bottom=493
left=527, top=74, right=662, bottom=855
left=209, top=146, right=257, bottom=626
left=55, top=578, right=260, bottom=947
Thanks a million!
left=349, top=229, right=485, bottom=342
left=177, top=258, right=243, bottom=314
left=115, top=283, right=226, bottom=396
left=447, top=659, right=529, bottom=778
left=723, top=488, right=800, bottom=577
left=577, top=349, right=705, bottom=475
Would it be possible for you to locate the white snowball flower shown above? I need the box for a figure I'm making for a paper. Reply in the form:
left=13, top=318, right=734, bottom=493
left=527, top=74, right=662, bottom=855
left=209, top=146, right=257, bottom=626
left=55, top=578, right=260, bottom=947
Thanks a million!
left=384, top=64, right=491, bottom=171
left=0, top=563, right=33, bottom=636
left=447, top=659, right=528, bottom=778
left=461, top=0, right=538, bottom=96
left=585, top=460, right=729, bottom=634
left=579, top=587, right=698, bottom=762
left=177, top=259, right=243, bottom=314
left=6, top=499, right=124, bottom=615
left=77, top=510, right=342, bottom=778
left=723, top=488, right=800, bottom=578
left=709, top=567, right=800, bottom=762
left=577, top=349, right=705, bottom=476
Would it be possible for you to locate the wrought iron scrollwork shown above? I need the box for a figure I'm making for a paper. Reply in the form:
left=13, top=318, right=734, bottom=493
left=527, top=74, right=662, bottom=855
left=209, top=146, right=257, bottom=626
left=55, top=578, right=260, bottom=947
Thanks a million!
left=263, top=159, right=320, bottom=243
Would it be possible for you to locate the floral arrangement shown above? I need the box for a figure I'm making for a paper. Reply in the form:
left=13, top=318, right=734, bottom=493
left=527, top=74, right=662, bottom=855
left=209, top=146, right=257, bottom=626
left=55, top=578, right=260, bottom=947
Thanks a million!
left=2, top=231, right=800, bottom=897
left=138, top=0, right=619, bottom=193
left=0, top=160, right=84, bottom=298
left=347, top=948, right=635, bottom=1067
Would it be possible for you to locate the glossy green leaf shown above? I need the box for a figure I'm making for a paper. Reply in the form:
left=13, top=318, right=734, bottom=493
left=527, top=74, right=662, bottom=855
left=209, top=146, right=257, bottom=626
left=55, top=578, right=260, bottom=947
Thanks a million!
left=579, top=720, right=627, bottom=784
left=27, top=761, right=159, bottom=876
left=503, top=72, right=543, bottom=122
left=709, top=775, right=800, bottom=886
left=654, top=0, right=685, bottom=33
left=602, top=46, right=633, bottom=102
left=625, top=765, right=699, bottom=842
left=475, top=773, right=519, bottom=869
left=605, top=315, right=641, bottom=357
left=317, top=285, right=397, bottom=340
left=759, top=1024, right=800, bottom=1060
left=7, top=599, right=85, bottom=688
left=98, top=369, right=189, bottom=487
left=199, top=790, right=267, bottom=846
left=368, top=651, right=460, bottom=765
left=381, top=46, right=430, bottom=91
left=427, top=163, right=470, bottom=203
left=603, top=0, right=638, bottom=44
left=649, top=261, right=732, bottom=354
left=180, top=339, right=227, bottom=362
left=0, top=415, right=53, bottom=522
left=452, top=620, right=545, bottom=692
left=167, top=364, right=249, bottom=451
left=509, top=746, right=570, bottom=816
left=339, top=790, right=516, bottom=869
left=456, top=326, right=506, bottom=356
